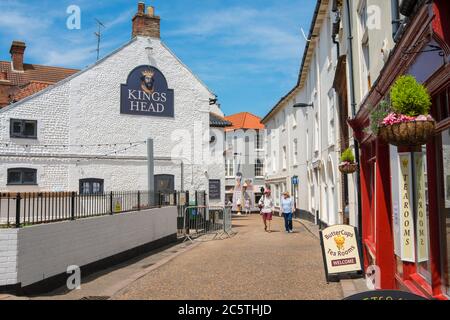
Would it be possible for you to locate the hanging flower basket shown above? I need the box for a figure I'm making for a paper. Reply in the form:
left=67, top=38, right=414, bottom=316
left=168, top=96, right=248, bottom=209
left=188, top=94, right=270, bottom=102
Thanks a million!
left=339, top=162, right=358, bottom=174
left=378, top=119, right=435, bottom=147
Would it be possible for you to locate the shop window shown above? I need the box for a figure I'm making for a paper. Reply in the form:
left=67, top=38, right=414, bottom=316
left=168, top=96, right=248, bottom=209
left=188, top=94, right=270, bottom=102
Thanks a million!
left=79, top=179, right=104, bottom=195
left=413, top=148, right=432, bottom=282
left=10, top=119, right=37, bottom=139
left=438, top=127, right=450, bottom=296
left=390, top=146, right=432, bottom=283
left=7, top=168, right=37, bottom=185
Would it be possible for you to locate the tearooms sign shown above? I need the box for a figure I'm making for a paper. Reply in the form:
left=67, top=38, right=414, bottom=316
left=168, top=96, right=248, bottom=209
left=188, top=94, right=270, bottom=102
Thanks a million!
left=319, top=224, right=363, bottom=281
left=121, top=65, right=174, bottom=117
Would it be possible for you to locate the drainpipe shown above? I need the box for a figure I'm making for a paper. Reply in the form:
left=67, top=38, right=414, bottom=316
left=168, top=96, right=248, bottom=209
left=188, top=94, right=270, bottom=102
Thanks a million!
left=391, top=0, right=401, bottom=40
left=345, top=0, right=363, bottom=239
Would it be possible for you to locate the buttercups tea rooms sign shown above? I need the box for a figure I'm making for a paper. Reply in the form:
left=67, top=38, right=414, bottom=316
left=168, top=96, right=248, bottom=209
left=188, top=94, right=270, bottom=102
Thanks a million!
left=121, top=65, right=174, bottom=117
left=320, top=224, right=363, bottom=281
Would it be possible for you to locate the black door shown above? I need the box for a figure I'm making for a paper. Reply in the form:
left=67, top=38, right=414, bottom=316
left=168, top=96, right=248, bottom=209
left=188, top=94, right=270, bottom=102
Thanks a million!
left=155, top=174, right=175, bottom=193
left=155, top=175, right=175, bottom=206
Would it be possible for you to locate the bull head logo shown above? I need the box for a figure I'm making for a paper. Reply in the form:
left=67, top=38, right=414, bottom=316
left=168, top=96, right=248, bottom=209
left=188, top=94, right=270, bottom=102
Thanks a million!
left=141, top=69, right=155, bottom=93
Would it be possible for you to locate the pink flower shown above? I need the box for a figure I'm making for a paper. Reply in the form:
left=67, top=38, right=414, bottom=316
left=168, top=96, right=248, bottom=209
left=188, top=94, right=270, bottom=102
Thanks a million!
left=416, top=115, right=428, bottom=121
left=381, top=113, right=415, bottom=126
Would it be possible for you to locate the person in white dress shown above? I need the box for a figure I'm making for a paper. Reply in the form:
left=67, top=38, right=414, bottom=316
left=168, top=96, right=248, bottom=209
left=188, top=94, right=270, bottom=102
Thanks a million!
left=258, top=189, right=274, bottom=232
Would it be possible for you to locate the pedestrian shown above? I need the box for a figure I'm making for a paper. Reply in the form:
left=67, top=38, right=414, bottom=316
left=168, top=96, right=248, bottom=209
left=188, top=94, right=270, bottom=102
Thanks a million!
left=236, top=197, right=242, bottom=215
left=244, top=198, right=251, bottom=215
left=281, top=191, right=294, bottom=233
left=258, top=189, right=274, bottom=233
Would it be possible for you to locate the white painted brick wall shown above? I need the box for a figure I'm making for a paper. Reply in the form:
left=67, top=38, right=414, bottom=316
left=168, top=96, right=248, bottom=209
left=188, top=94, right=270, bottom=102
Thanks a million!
left=0, top=229, right=18, bottom=286
left=0, top=206, right=176, bottom=287
left=0, top=36, right=226, bottom=198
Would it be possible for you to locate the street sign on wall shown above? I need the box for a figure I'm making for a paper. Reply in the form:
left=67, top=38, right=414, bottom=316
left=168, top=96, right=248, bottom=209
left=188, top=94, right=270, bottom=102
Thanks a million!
left=121, top=65, right=174, bottom=117
left=319, top=224, right=363, bottom=282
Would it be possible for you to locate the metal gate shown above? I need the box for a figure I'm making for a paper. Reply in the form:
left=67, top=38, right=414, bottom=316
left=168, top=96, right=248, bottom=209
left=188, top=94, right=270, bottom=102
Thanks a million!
left=179, top=205, right=234, bottom=242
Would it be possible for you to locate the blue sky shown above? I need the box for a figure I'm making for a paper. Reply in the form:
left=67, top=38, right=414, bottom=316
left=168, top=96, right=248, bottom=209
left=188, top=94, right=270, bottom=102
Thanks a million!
left=0, top=0, right=316, bottom=118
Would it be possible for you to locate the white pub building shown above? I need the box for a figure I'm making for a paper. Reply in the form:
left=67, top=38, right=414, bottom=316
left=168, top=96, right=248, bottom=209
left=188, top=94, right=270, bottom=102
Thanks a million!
left=0, top=3, right=228, bottom=205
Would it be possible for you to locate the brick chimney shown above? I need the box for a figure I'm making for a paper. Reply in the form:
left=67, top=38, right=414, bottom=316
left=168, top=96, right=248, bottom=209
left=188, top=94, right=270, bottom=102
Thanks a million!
left=10, top=41, right=26, bottom=72
left=132, top=2, right=160, bottom=39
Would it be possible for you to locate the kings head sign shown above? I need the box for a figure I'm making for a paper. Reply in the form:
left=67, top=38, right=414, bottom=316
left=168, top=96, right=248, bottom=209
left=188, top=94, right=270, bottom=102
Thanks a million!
left=121, top=65, right=174, bottom=117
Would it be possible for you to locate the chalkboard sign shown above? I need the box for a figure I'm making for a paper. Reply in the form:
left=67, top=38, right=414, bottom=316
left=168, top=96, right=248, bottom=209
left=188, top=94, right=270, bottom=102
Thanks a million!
left=209, top=180, right=221, bottom=200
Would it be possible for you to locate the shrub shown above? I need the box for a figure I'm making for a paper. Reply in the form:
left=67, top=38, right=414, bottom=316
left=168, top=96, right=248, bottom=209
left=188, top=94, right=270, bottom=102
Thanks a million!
left=390, top=75, right=432, bottom=116
left=370, top=100, right=390, bottom=135
left=340, top=148, right=355, bottom=163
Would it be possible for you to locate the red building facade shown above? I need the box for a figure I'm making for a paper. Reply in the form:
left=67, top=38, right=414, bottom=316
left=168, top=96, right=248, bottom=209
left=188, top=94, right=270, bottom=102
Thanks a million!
left=350, top=0, right=450, bottom=299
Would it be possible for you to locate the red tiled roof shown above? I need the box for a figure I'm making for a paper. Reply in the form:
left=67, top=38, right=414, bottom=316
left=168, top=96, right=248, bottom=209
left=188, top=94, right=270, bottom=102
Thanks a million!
left=0, top=61, right=78, bottom=87
left=224, top=112, right=265, bottom=131
left=10, top=81, right=52, bottom=102
left=0, top=61, right=78, bottom=107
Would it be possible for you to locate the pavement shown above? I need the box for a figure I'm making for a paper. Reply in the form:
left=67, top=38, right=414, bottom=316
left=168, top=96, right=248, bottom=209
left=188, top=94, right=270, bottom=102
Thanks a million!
left=114, top=214, right=343, bottom=300
left=28, top=241, right=200, bottom=300
left=2, top=214, right=366, bottom=300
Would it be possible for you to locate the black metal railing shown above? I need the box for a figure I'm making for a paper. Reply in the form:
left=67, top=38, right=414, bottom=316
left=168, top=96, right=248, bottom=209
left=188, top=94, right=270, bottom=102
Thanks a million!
left=0, top=190, right=201, bottom=228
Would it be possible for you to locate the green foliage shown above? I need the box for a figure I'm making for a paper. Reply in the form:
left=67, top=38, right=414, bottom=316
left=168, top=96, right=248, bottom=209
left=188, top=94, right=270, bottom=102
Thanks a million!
left=370, top=100, right=391, bottom=135
left=340, top=148, right=355, bottom=163
left=390, top=75, right=432, bottom=116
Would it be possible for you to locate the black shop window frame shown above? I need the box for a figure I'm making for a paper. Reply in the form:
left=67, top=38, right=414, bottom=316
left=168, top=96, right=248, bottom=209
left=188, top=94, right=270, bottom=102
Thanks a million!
left=7, top=168, right=38, bottom=185
left=79, top=179, right=104, bottom=195
left=10, top=119, right=38, bottom=139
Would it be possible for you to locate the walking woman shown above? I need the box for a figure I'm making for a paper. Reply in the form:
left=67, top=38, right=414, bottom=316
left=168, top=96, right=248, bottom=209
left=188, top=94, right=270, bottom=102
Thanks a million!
left=281, top=192, right=295, bottom=233
left=258, top=189, right=274, bottom=232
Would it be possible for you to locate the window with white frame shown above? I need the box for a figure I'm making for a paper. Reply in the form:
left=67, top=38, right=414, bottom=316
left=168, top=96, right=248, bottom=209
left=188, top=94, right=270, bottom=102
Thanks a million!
left=359, top=0, right=371, bottom=96
left=272, top=151, right=277, bottom=173
left=306, top=129, right=310, bottom=160
left=292, top=110, right=297, bottom=128
left=314, top=113, right=319, bottom=155
left=282, top=146, right=287, bottom=170
left=358, top=0, right=368, bottom=31
left=293, top=139, right=298, bottom=166
left=328, top=89, right=336, bottom=145
left=256, top=130, right=263, bottom=150
left=225, top=159, right=234, bottom=177
left=255, top=159, right=264, bottom=177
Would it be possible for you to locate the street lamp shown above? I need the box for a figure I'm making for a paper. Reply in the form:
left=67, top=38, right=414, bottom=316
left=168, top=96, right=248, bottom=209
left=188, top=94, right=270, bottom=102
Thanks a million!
left=293, top=102, right=314, bottom=108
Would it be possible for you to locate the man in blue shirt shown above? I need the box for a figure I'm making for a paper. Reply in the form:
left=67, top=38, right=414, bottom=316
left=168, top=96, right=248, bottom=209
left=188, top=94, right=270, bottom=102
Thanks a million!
left=281, top=192, right=295, bottom=233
